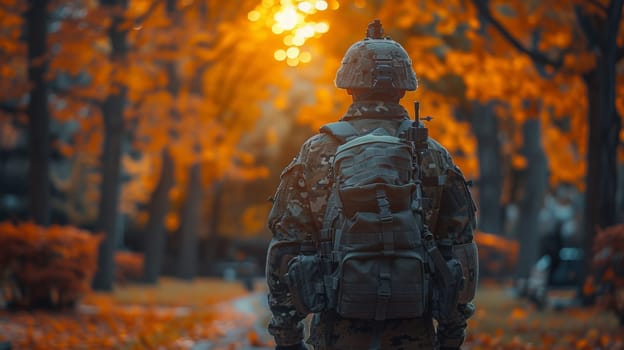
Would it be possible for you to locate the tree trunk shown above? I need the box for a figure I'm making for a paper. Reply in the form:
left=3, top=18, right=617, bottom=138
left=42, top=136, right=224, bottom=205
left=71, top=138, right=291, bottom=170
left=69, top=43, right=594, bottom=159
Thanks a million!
left=26, top=0, right=50, bottom=226
left=469, top=102, right=504, bottom=234
left=205, top=180, right=224, bottom=273
left=92, top=0, right=128, bottom=291
left=142, top=148, right=174, bottom=283
left=140, top=0, right=179, bottom=284
left=582, top=0, right=623, bottom=272
left=514, top=118, right=548, bottom=280
left=176, top=163, right=202, bottom=280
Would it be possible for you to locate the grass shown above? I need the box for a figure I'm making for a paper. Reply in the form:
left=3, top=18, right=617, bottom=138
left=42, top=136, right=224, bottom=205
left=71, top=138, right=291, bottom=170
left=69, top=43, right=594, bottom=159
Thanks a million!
left=82, top=277, right=251, bottom=307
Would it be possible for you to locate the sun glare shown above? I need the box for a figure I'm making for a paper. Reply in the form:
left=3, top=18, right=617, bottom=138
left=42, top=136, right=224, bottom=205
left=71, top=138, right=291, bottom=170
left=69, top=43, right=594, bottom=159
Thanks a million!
left=248, top=0, right=338, bottom=66
left=274, top=6, right=299, bottom=31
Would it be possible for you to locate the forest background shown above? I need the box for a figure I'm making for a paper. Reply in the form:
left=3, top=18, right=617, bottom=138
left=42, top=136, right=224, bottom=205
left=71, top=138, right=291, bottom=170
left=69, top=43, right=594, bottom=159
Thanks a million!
left=0, top=1, right=623, bottom=347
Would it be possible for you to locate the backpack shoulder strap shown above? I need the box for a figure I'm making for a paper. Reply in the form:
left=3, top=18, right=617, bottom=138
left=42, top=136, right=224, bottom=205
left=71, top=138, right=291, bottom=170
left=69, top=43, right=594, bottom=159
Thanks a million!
left=397, top=119, right=414, bottom=137
left=320, top=121, right=359, bottom=143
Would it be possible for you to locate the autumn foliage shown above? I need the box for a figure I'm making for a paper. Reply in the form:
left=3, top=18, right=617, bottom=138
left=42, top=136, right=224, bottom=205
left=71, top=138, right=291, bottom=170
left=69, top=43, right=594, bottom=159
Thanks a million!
left=475, top=231, right=519, bottom=279
left=588, top=224, right=624, bottom=322
left=114, top=251, right=144, bottom=285
left=0, top=221, right=101, bottom=309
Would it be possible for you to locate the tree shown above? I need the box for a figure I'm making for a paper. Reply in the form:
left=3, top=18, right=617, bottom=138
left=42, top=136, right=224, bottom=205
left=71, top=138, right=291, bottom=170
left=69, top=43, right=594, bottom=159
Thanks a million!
left=26, top=0, right=51, bottom=226
left=92, top=0, right=129, bottom=291
left=469, top=0, right=624, bottom=272
left=138, top=0, right=180, bottom=284
left=514, top=118, right=548, bottom=279
left=175, top=162, right=201, bottom=280
left=121, top=0, right=286, bottom=280
left=459, top=101, right=505, bottom=234
left=141, top=148, right=174, bottom=283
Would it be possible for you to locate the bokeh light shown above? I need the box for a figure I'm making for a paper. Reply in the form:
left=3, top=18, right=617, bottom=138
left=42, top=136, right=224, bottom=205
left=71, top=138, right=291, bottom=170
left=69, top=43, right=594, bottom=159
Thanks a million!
left=274, top=49, right=287, bottom=61
left=247, top=10, right=261, bottom=22
left=298, top=1, right=314, bottom=13
left=247, top=0, right=338, bottom=66
left=299, top=51, right=312, bottom=63
left=274, top=6, right=299, bottom=31
left=286, top=47, right=300, bottom=59
left=315, top=0, right=328, bottom=11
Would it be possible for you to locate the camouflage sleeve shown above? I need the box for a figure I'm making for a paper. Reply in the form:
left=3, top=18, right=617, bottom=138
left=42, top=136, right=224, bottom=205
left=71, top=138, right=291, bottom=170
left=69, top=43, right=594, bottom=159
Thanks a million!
left=437, top=164, right=477, bottom=244
left=436, top=155, right=478, bottom=349
left=265, top=138, right=320, bottom=347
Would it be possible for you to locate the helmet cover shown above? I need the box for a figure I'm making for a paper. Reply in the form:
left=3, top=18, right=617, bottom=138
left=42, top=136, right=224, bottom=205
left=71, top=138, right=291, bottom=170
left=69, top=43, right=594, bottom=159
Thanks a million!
left=335, top=19, right=417, bottom=91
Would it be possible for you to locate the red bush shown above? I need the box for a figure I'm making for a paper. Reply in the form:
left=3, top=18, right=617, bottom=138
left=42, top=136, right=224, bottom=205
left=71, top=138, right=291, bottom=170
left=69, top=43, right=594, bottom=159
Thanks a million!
left=591, top=224, right=624, bottom=323
left=114, top=251, right=144, bottom=284
left=0, top=221, right=101, bottom=309
left=475, top=231, right=519, bottom=279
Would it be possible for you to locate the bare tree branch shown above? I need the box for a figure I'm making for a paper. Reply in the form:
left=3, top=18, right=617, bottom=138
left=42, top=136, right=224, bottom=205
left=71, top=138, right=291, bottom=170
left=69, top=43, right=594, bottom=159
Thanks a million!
left=607, top=0, right=624, bottom=61
left=470, top=0, right=563, bottom=68
left=585, top=0, right=609, bottom=14
left=0, top=103, right=22, bottom=115
left=575, top=5, right=605, bottom=49
left=49, top=84, right=101, bottom=107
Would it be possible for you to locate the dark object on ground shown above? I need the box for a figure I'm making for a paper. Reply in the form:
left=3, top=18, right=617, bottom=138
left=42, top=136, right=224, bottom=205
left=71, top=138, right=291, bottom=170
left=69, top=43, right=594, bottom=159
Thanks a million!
left=0, top=341, right=11, bottom=350
left=525, top=247, right=584, bottom=309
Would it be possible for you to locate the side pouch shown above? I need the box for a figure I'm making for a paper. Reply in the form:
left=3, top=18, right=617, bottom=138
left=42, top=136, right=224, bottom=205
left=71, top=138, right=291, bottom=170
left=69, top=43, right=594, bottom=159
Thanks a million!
left=453, top=241, right=479, bottom=304
left=432, top=258, right=463, bottom=323
left=285, top=254, right=327, bottom=314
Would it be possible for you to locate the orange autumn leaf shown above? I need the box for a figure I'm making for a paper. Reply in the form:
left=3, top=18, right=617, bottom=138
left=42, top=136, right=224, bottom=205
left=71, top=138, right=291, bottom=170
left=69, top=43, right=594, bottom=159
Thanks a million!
left=509, top=307, right=528, bottom=321
left=511, top=154, right=528, bottom=170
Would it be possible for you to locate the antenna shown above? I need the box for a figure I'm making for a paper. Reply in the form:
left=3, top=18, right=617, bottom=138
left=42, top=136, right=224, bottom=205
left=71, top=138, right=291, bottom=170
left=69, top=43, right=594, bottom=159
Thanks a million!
left=366, top=19, right=384, bottom=39
left=414, top=101, right=420, bottom=123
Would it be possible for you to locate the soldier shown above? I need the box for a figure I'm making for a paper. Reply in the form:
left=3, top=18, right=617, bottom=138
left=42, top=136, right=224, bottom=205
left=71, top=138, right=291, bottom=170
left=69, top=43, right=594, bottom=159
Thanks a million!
left=266, top=20, right=478, bottom=350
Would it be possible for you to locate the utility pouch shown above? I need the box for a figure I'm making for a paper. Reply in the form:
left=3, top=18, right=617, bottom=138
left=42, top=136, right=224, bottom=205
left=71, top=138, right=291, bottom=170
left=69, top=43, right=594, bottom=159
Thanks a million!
left=335, top=251, right=427, bottom=320
left=432, top=258, right=464, bottom=323
left=285, top=254, right=328, bottom=314
left=453, top=242, right=479, bottom=304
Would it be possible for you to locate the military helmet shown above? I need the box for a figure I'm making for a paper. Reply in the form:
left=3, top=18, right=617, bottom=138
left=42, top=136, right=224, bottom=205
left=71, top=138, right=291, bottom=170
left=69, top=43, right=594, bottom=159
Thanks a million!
left=335, top=19, right=417, bottom=91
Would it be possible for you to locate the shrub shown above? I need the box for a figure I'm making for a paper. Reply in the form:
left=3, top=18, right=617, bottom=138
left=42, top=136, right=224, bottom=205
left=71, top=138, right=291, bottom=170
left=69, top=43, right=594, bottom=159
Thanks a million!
left=0, top=221, right=101, bottom=309
left=114, top=251, right=144, bottom=284
left=590, top=224, right=624, bottom=323
left=475, top=231, right=519, bottom=279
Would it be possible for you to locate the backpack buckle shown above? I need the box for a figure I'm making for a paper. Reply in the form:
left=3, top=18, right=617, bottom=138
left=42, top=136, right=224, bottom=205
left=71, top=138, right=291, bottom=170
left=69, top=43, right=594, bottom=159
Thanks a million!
left=378, top=281, right=391, bottom=298
left=375, top=188, right=393, bottom=224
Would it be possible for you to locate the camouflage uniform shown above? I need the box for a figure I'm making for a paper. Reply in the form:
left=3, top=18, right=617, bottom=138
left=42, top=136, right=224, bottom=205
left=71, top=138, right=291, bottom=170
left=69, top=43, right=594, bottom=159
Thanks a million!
left=266, top=101, right=477, bottom=349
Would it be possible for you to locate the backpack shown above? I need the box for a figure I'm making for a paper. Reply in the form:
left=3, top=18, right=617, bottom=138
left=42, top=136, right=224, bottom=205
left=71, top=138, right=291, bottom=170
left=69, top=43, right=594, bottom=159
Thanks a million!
left=285, top=118, right=462, bottom=321
left=320, top=120, right=429, bottom=320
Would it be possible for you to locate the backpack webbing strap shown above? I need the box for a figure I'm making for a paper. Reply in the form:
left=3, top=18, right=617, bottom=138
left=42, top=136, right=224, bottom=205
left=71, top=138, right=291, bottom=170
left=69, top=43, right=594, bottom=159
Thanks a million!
left=423, top=232, right=455, bottom=287
left=342, top=231, right=416, bottom=247
left=375, top=188, right=394, bottom=254
left=375, top=262, right=392, bottom=321
left=320, top=121, right=359, bottom=143
left=397, top=119, right=414, bottom=137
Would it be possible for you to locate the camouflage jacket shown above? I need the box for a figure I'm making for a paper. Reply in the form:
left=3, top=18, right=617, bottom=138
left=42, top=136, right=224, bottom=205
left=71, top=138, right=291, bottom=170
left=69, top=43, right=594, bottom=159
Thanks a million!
left=266, top=101, right=477, bottom=349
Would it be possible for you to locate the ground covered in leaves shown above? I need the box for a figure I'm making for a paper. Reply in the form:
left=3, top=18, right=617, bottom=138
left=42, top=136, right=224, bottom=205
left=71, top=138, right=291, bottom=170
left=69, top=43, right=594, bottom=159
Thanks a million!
left=0, top=278, right=261, bottom=349
left=0, top=279, right=622, bottom=349
left=465, top=282, right=623, bottom=349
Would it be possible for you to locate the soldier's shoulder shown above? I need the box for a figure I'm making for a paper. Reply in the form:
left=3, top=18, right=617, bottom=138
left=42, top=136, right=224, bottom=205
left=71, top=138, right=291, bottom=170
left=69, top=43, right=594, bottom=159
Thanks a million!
left=300, top=132, right=339, bottom=159
left=426, top=137, right=454, bottom=169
